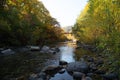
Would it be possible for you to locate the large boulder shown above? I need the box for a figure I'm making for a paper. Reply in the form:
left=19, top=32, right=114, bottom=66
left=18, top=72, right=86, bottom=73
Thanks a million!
left=66, top=61, right=89, bottom=74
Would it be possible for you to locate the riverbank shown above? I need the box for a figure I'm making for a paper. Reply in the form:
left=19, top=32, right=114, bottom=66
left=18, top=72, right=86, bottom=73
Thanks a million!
left=0, top=51, right=51, bottom=80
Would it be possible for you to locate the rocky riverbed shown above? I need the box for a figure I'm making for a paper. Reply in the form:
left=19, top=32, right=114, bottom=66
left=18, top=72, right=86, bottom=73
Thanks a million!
left=0, top=42, right=119, bottom=80
left=0, top=45, right=61, bottom=80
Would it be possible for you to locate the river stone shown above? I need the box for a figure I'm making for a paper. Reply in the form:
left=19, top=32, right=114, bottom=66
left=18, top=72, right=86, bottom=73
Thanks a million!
left=41, top=46, right=50, bottom=52
left=42, top=65, right=63, bottom=76
left=85, top=76, right=93, bottom=80
left=59, top=60, right=68, bottom=65
left=1, top=49, right=15, bottom=55
left=59, top=69, right=66, bottom=74
left=66, top=61, right=89, bottom=74
left=73, top=72, right=84, bottom=80
left=30, top=46, right=40, bottom=51
left=48, top=50, right=56, bottom=54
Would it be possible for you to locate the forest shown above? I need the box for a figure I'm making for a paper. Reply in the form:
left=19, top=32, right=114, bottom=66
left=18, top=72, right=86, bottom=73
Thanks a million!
left=72, top=0, right=120, bottom=77
left=0, top=0, right=66, bottom=47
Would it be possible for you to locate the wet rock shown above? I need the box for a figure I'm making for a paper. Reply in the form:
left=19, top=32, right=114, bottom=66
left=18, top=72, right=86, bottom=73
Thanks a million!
left=66, top=61, right=89, bottom=74
left=102, top=73, right=119, bottom=80
left=29, top=46, right=40, bottom=51
left=48, top=50, right=56, bottom=54
left=85, top=76, right=93, bottom=80
left=59, top=60, right=68, bottom=65
left=42, top=65, right=63, bottom=76
left=1, top=49, right=15, bottom=55
left=50, top=47, right=60, bottom=52
left=51, top=48, right=56, bottom=51
left=73, top=72, right=84, bottom=80
left=59, top=69, right=66, bottom=74
left=41, top=46, right=50, bottom=52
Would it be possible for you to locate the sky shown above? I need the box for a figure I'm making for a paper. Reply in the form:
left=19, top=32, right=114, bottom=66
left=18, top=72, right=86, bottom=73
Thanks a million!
left=39, top=0, right=88, bottom=27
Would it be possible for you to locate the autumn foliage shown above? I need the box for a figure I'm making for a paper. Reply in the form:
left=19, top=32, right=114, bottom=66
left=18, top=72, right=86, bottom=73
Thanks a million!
left=0, top=0, right=66, bottom=46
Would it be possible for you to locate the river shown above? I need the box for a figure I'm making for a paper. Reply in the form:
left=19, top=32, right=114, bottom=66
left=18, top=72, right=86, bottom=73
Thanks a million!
left=59, top=42, right=76, bottom=63
left=46, top=41, right=102, bottom=80
left=49, top=42, right=76, bottom=80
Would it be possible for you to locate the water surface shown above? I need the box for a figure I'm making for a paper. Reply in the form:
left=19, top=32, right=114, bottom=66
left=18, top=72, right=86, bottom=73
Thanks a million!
left=59, top=44, right=75, bottom=63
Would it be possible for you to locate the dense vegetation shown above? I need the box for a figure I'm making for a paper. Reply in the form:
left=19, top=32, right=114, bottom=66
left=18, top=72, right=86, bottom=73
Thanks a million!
left=72, top=0, right=120, bottom=77
left=0, top=0, right=66, bottom=47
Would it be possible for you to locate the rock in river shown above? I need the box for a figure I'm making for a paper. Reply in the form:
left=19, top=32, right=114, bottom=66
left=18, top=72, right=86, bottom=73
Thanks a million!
left=42, top=65, right=63, bottom=76
left=73, top=72, right=85, bottom=80
left=66, top=61, right=89, bottom=74
left=1, top=49, right=15, bottom=55
left=59, top=60, right=68, bottom=66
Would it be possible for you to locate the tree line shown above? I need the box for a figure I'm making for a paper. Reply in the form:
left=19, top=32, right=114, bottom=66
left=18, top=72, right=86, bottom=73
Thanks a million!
left=0, top=0, right=66, bottom=47
left=72, top=0, right=120, bottom=76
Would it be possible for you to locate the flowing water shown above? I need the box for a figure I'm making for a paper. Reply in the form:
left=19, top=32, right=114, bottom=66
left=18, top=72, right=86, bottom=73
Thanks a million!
left=49, top=42, right=76, bottom=80
left=59, top=43, right=76, bottom=63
